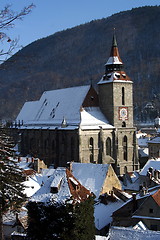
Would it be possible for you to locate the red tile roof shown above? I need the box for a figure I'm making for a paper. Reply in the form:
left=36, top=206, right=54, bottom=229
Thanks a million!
left=152, top=189, right=160, bottom=206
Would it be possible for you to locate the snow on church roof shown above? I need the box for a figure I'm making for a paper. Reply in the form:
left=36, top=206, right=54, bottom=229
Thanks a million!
left=17, top=85, right=113, bottom=129
left=17, top=85, right=90, bottom=125
left=80, top=107, right=113, bottom=130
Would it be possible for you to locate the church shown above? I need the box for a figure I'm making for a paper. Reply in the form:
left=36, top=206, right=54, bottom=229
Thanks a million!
left=16, top=34, right=139, bottom=175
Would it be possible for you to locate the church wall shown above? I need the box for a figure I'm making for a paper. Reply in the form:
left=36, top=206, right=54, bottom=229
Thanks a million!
left=116, top=128, right=138, bottom=175
left=79, top=128, right=114, bottom=164
left=21, top=128, right=79, bottom=167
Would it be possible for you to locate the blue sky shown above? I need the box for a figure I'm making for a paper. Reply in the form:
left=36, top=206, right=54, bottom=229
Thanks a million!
left=0, top=0, right=160, bottom=49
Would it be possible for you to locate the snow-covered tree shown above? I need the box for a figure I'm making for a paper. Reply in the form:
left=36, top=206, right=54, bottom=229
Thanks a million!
left=0, top=126, right=26, bottom=240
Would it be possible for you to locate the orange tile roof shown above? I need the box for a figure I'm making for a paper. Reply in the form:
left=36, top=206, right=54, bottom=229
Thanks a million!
left=66, top=168, right=93, bottom=204
left=152, top=189, right=160, bottom=206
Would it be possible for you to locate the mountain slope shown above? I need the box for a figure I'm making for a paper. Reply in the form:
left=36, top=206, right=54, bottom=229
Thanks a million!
left=0, top=6, right=160, bottom=120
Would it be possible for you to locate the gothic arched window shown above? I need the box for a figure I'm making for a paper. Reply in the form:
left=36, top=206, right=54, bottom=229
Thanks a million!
left=89, top=137, right=94, bottom=162
left=123, top=136, right=128, bottom=161
left=106, top=137, right=111, bottom=156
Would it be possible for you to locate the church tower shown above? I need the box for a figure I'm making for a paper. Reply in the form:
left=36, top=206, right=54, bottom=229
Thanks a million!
left=98, top=33, right=139, bottom=174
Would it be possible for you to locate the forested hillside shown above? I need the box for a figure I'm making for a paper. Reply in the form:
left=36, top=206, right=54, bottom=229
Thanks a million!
left=0, top=6, right=160, bottom=121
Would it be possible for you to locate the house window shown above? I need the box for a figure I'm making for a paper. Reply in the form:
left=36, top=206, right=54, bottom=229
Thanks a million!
left=149, top=208, right=153, bottom=214
left=150, top=225, right=157, bottom=231
left=122, top=87, right=125, bottom=105
left=106, top=137, right=111, bottom=156
left=123, top=136, right=128, bottom=161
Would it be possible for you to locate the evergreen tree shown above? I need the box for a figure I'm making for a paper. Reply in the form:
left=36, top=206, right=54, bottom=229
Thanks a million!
left=0, top=126, right=26, bottom=240
left=26, top=197, right=95, bottom=240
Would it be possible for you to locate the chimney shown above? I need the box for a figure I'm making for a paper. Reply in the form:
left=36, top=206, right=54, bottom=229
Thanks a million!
left=67, top=162, right=73, bottom=172
left=18, top=157, right=21, bottom=162
left=26, top=157, right=29, bottom=163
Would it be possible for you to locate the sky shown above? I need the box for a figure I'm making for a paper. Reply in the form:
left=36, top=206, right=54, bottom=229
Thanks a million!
left=0, top=0, right=160, bottom=52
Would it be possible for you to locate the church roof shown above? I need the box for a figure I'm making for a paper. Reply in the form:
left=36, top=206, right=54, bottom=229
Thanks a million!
left=17, top=85, right=114, bottom=130
left=106, top=32, right=123, bottom=66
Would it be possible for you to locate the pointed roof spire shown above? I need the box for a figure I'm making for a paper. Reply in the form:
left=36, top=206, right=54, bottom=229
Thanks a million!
left=112, top=28, right=117, bottom=47
left=107, top=29, right=123, bottom=64
left=98, top=29, right=131, bottom=83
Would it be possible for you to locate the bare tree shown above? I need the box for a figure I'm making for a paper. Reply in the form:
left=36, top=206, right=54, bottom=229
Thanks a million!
left=0, top=4, right=34, bottom=239
left=0, top=3, right=35, bottom=61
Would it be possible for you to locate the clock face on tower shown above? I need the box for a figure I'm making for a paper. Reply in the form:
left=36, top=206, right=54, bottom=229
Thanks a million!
left=119, top=107, right=128, bottom=120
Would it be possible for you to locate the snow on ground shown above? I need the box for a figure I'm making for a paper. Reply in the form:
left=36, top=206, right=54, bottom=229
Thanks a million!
left=107, top=226, right=160, bottom=240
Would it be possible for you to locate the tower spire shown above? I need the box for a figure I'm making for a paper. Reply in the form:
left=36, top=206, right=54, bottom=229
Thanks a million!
left=112, top=28, right=117, bottom=47
left=98, top=30, right=131, bottom=82
left=108, top=29, right=122, bottom=65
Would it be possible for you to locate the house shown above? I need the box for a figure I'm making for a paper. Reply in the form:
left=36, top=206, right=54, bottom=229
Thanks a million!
left=112, top=188, right=160, bottom=231
left=16, top=33, right=139, bottom=175
left=70, top=162, right=126, bottom=235
left=3, top=210, right=28, bottom=240
left=26, top=167, right=95, bottom=239
left=136, top=131, right=149, bottom=168
left=139, top=158, right=160, bottom=188
left=106, top=225, right=160, bottom=240
left=148, top=136, right=160, bottom=158
left=71, top=162, right=122, bottom=198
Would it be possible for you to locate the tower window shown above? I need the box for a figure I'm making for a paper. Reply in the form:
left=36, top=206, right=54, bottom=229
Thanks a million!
left=106, top=137, right=111, bottom=156
left=122, top=87, right=125, bottom=105
left=122, top=121, right=126, bottom=127
left=123, top=136, right=128, bottom=161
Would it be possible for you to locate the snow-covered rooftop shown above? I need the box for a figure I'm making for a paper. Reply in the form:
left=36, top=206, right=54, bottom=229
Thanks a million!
left=140, top=159, right=160, bottom=175
left=137, top=137, right=149, bottom=148
left=16, top=85, right=112, bottom=129
left=30, top=168, right=71, bottom=204
left=148, top=136, right=160, bottom=144
left=105, top=56, right=123, bottom=65
left=17, top=85, right=90, bottom=126
left=94, top=200, right=123, bottom=230
left=138, top=148, right=149, bottom=157
left=80, top=107, right=114, bottom=130
left=107, top=226, right=160, bottom=240
left=72, top=163, right=110, bottom=198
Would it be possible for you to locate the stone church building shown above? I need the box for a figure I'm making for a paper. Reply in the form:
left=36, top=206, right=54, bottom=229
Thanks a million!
left=16, top=34, right=139, bottom=175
